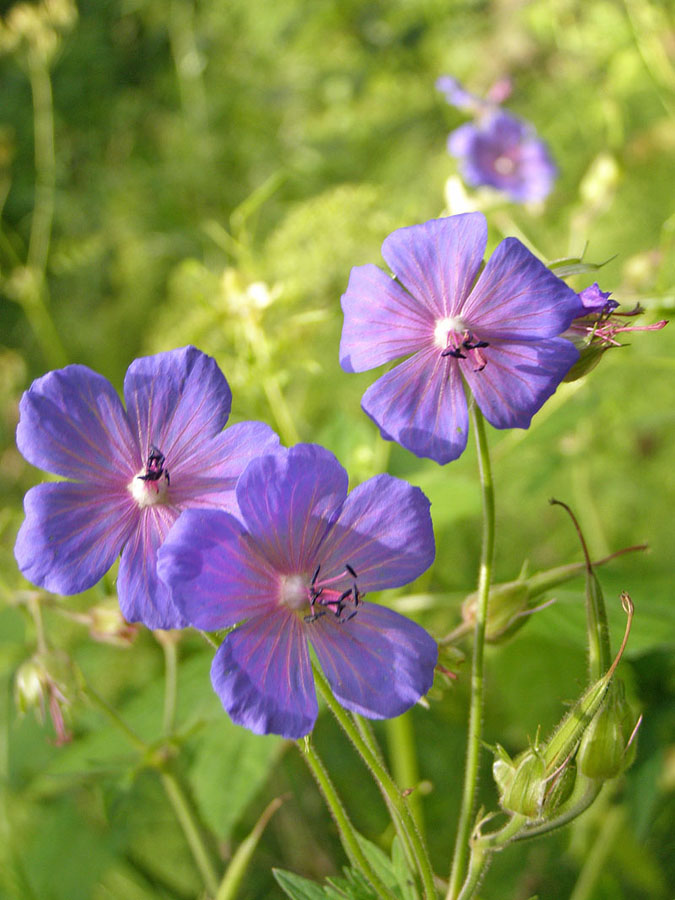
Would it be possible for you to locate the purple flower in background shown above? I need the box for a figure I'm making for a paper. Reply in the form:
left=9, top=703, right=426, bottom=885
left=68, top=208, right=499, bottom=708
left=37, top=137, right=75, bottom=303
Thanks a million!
left=448, top=111, right=556, bottom=203
left=340, top=213, right=581, bottom=464
left=436, top=76, right=556, bottom=203
left=157, top=443, right=437, bottom=739
left=15, top=346, right=279, bottom=629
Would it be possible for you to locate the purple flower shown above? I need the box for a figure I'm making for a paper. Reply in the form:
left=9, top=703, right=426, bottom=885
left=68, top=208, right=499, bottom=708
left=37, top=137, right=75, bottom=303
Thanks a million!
left=15, top=346, right=279, bottom=629
left=340, top=213, right=581, bottom=464
left=448, top=110, right=556, bottom=203
left=157, top=443, right=437, bottom=739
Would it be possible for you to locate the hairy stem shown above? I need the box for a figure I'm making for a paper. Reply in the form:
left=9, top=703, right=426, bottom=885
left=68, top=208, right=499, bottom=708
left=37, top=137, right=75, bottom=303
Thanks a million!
left=313, top=667, right=437, bottom=899
left=446, top=406, right=495, bottom=900
left=299, top=738, right=399, bottom=900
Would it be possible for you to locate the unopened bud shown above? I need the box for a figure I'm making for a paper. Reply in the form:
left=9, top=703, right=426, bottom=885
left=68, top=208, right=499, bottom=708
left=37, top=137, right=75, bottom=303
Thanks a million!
left=88, top=600, right=138, bottom=646
left=14, top=650, right=79, bottom=744
left=462, top=561, right=586, bottom=643
left=577, top=680, right=639, bottom=780
left=494, top=744, right=547, bottom=819
left=14, top=658, right=46, bottom=714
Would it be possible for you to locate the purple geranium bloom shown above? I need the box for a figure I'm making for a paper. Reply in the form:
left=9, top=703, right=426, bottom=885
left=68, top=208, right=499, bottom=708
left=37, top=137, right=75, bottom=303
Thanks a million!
left=157, top=443, right=437, bottom=739
left=340, top=213, right=581, bottom=464
left=15, top=346, right=279, bottom=629
left=448, top=110, right=556, bottom=203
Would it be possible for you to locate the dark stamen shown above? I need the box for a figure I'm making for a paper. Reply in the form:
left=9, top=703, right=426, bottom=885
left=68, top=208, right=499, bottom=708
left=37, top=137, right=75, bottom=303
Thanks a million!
left=345, top=564, right=357, bottom=578
left=311, top=564, right=321, bottom=585
left=304, top=610, right=326, bottom=623
left=441, top=347, right=466, bottom=359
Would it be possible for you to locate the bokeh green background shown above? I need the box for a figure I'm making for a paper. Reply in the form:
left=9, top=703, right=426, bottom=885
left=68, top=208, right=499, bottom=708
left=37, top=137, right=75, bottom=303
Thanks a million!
left=1, top=0, right=673, bottom=898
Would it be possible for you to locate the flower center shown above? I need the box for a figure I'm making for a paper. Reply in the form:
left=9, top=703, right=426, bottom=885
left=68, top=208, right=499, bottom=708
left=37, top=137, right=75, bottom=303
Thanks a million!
left=435, top=316, right=490, bottom=372
left=280, top=564, right=362, bottom=624
left=280, top=575, right=307, bottom=610
left=128, top=445, right=170, bottom=509
left=494, top=154, right=516, bottom=176
left=434, top=316, right=466, bottom=349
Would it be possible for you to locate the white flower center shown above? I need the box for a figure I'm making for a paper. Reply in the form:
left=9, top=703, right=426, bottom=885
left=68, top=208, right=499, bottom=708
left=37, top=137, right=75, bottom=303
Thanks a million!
left=279, top=574, right=308, bottom=610
left=434, top=315, right=465, bottom=349
left=494, top=155, right=516, bottom=176
left=128, top=470, right=169, bottom=509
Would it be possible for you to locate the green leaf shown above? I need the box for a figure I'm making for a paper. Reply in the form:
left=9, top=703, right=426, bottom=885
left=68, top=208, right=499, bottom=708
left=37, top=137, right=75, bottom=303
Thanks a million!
left=273, top=869, right=327, bottom=900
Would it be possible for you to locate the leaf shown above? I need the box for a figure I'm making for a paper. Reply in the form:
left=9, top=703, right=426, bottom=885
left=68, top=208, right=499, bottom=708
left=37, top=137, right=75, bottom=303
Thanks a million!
left=273, top=869, right=327, bottom=900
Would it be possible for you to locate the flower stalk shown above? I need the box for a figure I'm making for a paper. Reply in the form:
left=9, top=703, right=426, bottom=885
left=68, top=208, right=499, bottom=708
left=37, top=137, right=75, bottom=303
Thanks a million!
left=313, top=666, right=438, bottom=900
left=299, top=737, right=400, bottom=900
left=83, top=683, right=221, bottom=896
left=447, top=404, right=495, bottom=900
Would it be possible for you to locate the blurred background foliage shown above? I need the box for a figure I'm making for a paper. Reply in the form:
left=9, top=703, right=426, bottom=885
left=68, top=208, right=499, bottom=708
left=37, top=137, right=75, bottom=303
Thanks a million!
left=0, top=0, right=673, bottom=898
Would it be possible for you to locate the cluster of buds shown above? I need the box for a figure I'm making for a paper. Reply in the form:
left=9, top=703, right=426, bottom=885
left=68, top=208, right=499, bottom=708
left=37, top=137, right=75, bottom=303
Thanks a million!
left=491, top=592, right=640, bottom=831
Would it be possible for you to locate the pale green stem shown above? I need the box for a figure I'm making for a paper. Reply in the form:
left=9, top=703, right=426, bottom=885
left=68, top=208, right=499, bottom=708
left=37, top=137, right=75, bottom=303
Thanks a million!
left=353, top=714, right=418, bottom=875
left=446, top=406, right=495, bottom=900
left=168, top=0, right=209, bottom=130
left=569, top=805, right=624, bottom=900
left=27, top=48, right=55, bottom=275
left=455, top=815, right=527, bottom=900
left=82, top=686, right=148, bottom=754
left=241, top=312, right=300, bottom=446
left=160, top=637, right=179, bottom=736
left=299, top=738, right=399, bottom=900
left=215, top=797, right=284, bottom=900
left=160, top=769, right=220, bottom=897
left=313, top=667, right=437, bottom=900
left=83, top=684, right=221, bottom=896
left=550, top=499, right=612, bottom=679
left=385, top=712, right=425, bottom=837
left=24, top=46, right=67, bottom=367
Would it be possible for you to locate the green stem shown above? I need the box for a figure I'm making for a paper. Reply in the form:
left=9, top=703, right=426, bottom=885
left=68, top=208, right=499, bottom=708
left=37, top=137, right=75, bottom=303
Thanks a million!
left=569, top=805, right=624, bottom=900
left=313, top=667, right=437, bottom=899
left=299, top=738, right=399, bottom=900
left=160, top=769, right=220, bottom=897
left=550, top=499, right=612, bottom=679
left=385, top=712, right=425, bottom=838
left=27, top=48, right=55, bottom=275
left=83, top=685, right=221, bottom=896
left=159, top=636, right=179, bottom=736
left=353, top=714, right=419, bottom=875
left=215, top=797, right=284, bottom=900
left=446, top=406, right=495, bottom=900
left=455, top=815, right=527, bottom=900
left=23, top=46, right=67, bottom=368
left=83, top=686, right=148, bottom=753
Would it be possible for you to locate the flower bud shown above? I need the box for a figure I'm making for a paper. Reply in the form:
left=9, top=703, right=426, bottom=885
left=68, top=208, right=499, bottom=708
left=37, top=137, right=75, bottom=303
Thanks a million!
left=461, top=560, right=592, bottom=643
left=14, top=658, right=45, bottom=714
left=494, top=744, right=547, bottom=819
left=14, top=650, right=79, bottom=744
left=88, top=600, right=138, bottom=646
left=577, top=680, right=638, bottom=780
